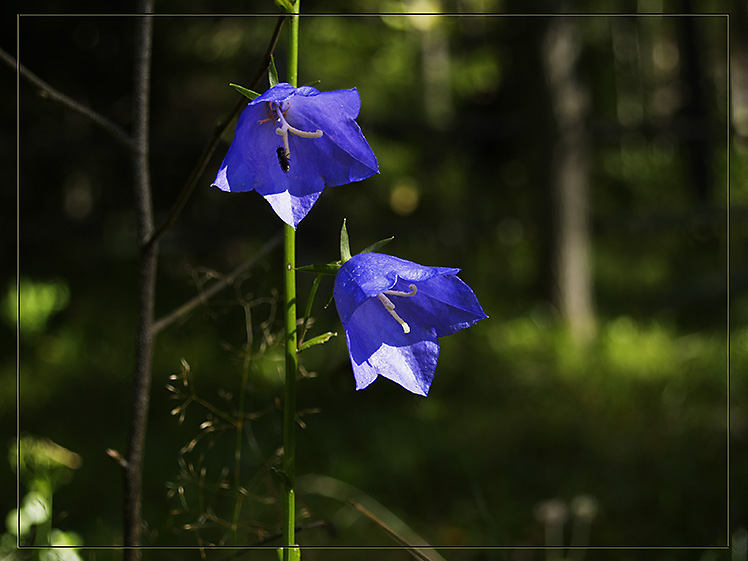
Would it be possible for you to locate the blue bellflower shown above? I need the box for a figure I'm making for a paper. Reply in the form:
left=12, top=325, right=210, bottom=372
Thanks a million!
left=212, top=83, right=379, bottom=228
left=333, top=252, right=487, bottom=396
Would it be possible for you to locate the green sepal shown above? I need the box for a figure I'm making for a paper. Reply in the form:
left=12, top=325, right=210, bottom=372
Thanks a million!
left=299, top=332, right=337, bottom=352
left=229, top=83, right=261, bottom=101
left=298, top=224, right=393, bottom=275
left=340, top=219, right=352, bottom=263
left=296, top=262, right=341, bottom=275
left=269, top=466, right=292, bottom=489
left=361, top=236, right=395, bottom=254
left=269, top=55, right=280, bottom=88
left=301, top=79, right=321, bottom=88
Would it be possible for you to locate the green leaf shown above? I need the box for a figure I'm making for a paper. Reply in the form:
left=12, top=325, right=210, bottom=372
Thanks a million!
left=299, top=332, right=337, bottom=352
left=303, top=275, right=324, bottom=326
left=340, top=219, right=352, bottom=263
left=269, top=54, right=280, bottom=88
left=323, top=287, right=335, bottom=310
left=274, top=0, right=295, bottom=13
left=296, top=263, right=341, bottom=275
left=361, top=236, right=395, bottom=254
left=229, top=83, right=261, bottom=101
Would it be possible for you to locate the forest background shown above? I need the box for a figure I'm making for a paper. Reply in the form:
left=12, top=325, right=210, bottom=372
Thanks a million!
left=2, top=1, right=745, bottom=560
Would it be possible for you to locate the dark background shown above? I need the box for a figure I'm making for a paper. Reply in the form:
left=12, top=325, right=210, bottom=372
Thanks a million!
left=2, top=1, right=744, bottom=560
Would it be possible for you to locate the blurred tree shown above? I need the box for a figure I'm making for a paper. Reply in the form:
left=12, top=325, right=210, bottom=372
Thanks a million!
left=542, top=14, right=596, bottom=342
left=730, top=1, right=748, bottom=139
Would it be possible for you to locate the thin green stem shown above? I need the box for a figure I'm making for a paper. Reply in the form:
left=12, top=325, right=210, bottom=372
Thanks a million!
left=282, top=223, right=298, bottom=558
left=287, top=4, right=299, bottom=89
left=283, top=4, right=300, bottom=559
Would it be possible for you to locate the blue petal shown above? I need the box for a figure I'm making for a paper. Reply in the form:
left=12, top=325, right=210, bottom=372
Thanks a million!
left=334, top=253, right=459, bottom=325
left=287, top=88, right=379, bottom=184
left=389, top=275, right=488, bottom=337
left=212, top=103, right=325, bottom=227
left=344, top=297, right=438, bottom=396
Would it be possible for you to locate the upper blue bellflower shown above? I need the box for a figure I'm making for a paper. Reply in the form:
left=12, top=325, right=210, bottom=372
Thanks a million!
left=333, top=252, right=487, bottom=396
left=212, top=83, right=379, bottom=228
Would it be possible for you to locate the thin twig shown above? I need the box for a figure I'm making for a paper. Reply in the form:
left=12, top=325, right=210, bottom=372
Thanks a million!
left=124, top=4, right=156, bottom=560
left=1, top=46, right=134, bottom=151
left=153, top=232, right=282, bottom=335
left=146, top=15, right=286, bottom=249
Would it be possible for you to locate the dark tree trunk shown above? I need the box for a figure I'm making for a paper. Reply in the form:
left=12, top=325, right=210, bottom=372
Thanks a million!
left=677, top=0, right=713, bottom=204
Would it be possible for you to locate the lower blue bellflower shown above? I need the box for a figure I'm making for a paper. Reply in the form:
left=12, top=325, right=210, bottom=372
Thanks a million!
left=333, top=252, right=487, bottom=396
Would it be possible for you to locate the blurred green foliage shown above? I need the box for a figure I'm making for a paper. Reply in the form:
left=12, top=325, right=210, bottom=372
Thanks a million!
left=4, top=279, right=70, bottom=337
left=2, top=3, right=743, bottom=560
left=2, top=436, right=84, bottom=560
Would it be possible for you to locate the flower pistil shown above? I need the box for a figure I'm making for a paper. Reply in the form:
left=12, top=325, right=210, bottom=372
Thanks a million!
left=376, top=284, right=418, bottom=334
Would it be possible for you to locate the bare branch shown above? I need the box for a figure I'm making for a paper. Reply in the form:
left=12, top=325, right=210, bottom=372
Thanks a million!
left=146, top=15, right=287, bottom=248
left=1, top=46, right=134, bottom=151
left=153, top=231, right=283, bottom=335
left=124, top=4, right=156, bottom=559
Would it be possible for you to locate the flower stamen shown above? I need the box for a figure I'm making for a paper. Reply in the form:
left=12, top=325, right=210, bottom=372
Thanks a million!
left=274, top=103, right=323, bottom=139
left=383, top=284, right=418, bottom=298
left=376, top=284, right=417, bottom=334
left=270, top=103, right=323, bottom=172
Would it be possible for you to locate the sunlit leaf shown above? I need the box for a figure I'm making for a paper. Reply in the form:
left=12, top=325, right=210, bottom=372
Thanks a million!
left=299, top=331, right=337, bottom=352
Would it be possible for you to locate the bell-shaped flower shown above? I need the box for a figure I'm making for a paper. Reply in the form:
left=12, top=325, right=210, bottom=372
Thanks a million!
left=333, top=252, right=487, bottom=396
left=212, top=82, right=379, bottom=228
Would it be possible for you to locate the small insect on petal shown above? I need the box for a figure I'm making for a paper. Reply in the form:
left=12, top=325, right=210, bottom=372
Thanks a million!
left=277, top=146, right=290, bottom=172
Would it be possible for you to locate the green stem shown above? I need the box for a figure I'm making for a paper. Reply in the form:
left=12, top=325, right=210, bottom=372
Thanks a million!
left=283, top=223, right=298, bottom=558
left=287, top=3, right=299, bottom=88
left=283, top=4, right=300, bottom=559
